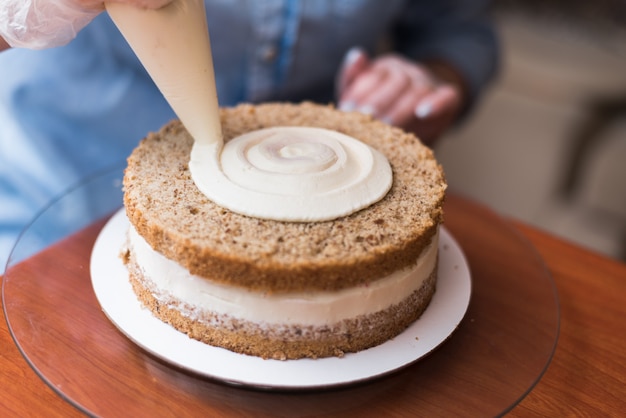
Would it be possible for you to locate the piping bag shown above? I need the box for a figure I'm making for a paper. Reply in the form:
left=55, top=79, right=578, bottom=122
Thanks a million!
left=105, top=0, right=222, bottom=146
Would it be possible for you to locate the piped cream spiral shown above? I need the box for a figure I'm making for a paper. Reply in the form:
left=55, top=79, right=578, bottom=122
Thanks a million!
left=189, top=126, right=393, bottom=222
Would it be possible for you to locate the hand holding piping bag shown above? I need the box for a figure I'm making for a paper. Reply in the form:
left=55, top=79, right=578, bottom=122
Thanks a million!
left=337, top=48, right=465, bottom=145
left=0, top=0, right=171, bottom=50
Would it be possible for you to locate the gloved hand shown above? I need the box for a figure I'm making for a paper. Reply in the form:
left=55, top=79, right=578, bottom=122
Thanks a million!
left=337, top=47, right=465, bottom=145
left=0, top=0, right=171, bottom=50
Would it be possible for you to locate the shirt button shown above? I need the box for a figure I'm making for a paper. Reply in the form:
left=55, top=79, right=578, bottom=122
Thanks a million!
left=261, top=45, right=278, bottom=62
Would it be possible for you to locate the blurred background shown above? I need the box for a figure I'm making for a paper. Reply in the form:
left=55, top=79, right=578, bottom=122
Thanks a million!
left=434, top=0, right=626, bottom=261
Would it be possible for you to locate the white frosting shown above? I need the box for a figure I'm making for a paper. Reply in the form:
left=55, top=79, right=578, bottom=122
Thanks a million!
left=108, top=0, right=393, bottom=222
left=189, top=126, right=393, bottom=222
left=128, top=225, right=438, bottom=326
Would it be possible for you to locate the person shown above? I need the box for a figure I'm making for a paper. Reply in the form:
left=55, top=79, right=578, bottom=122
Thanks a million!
left=0, top=0, right=499, bottom=272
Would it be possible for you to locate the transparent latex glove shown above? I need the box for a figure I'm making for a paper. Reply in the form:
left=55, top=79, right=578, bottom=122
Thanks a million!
left=337, top=48, right=463, bottom=145
left=0, top=0, right=171, bottom=49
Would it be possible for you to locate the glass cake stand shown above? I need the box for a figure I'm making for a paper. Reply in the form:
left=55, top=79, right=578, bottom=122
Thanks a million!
left=2, top=163, right=560, bottom=417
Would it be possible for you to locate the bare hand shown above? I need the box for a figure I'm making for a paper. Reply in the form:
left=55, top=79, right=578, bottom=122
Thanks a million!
left=337, top=48, right=463, bottom=145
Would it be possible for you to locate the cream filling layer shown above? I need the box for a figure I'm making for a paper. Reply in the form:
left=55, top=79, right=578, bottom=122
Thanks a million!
left=129, top=226, right=438, bottom=326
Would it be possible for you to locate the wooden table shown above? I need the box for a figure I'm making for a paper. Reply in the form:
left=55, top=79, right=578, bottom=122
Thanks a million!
left=1, top=194, right=625, bottom=417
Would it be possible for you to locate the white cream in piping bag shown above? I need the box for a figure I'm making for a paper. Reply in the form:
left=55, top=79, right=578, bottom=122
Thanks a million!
left=107, top=0, right=392, bottom=221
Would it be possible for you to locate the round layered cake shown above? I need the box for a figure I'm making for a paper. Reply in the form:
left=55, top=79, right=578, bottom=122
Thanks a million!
left=121, top=102, right=446, bottom=360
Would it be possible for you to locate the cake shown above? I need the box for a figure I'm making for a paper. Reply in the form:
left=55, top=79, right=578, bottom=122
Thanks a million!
left=121, top=102, right=446, bottom=360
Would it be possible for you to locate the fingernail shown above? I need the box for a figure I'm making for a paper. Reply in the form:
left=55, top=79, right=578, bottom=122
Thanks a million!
left=357, top=105, right=375, bottom=115
left=339, top=101, right=356, bottom=112
left=415, top=101, right=432, bottom=119
left=343, top=47, right=364, bottom=66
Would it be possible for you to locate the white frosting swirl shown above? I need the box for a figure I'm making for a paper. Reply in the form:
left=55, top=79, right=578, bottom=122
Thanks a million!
left=189, top=126, right=392, bottom=222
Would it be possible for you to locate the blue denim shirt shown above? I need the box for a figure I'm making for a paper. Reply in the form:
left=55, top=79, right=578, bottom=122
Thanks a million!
left=0, top=0, right=498, bottom=269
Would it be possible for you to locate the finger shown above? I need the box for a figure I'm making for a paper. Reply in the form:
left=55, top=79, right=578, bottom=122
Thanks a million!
left=339, top=66, right=387, bottom=113
left=380, top=84, right=431, bottom=127
left=408, top=86, right=462, bottom=144
left=356, top=67, right=413, bottom=117
left=337, top=47, right=369, bottom=95
left=414, top=85, right=461, bottom=120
